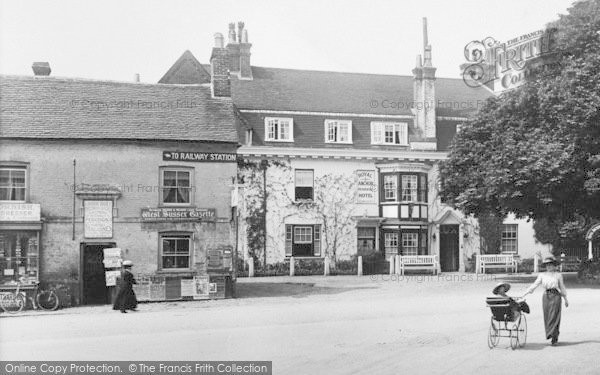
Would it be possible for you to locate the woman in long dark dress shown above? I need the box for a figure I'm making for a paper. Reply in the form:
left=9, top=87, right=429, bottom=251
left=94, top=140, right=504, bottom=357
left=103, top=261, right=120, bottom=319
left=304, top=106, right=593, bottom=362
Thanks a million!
left=113, top=260, right=138, bottom=313
left=522, top=256, right=569, bottom=345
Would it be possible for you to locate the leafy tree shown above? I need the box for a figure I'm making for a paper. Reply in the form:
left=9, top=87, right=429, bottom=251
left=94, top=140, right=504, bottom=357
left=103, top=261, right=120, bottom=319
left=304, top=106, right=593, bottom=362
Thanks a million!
left=441, top=0, right=600, bottom=235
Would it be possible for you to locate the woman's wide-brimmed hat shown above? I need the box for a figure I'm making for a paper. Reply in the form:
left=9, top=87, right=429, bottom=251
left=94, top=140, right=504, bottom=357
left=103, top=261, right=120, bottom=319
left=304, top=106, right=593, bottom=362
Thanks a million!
left=542, top=256, right=559, bottom=266
left=122, top=260, right=133, bottom=267
left=492, top=282, right=511, bottom=295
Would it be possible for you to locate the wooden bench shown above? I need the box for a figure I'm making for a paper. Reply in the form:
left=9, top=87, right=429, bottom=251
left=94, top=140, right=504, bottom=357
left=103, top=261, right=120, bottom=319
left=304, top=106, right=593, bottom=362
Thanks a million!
left=398, top=255, right=439, bottom=275
left=476, top=254, right=517, bottom=274
left=559, top=255, right=581, bottom=272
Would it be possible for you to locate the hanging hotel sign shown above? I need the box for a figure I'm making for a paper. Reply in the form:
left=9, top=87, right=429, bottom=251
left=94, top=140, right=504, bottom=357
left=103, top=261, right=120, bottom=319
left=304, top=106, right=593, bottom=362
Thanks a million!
left=84, top=200, right=113, bottom=238
left=356, top=170, right=377, bottom=204
left=163, top=151, right=237, bottom=163
left=0, top=203, right=41, bottom=222
left=141, top=207, right=216, bottom=222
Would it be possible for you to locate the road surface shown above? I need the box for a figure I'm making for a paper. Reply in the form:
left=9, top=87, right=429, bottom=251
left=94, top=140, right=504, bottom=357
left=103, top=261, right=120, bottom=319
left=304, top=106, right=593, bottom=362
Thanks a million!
left=1, top=273, right=599, bottom=374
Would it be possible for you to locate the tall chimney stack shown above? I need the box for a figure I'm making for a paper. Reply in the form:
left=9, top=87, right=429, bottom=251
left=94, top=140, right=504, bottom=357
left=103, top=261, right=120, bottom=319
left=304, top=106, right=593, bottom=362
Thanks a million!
left=210, top=32, right=231, bottom=98
left=412, top=18, right=437, bottom=143
left=238, top=22, right=253, bottom=80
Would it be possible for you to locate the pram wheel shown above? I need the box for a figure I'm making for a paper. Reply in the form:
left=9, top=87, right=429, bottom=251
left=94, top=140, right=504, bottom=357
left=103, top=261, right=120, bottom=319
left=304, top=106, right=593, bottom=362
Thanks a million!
left=517, top=314, right=527, bottom=347
left=509, top=314, right=527, bottom=349
left=487, top=317, right=500, bottom=349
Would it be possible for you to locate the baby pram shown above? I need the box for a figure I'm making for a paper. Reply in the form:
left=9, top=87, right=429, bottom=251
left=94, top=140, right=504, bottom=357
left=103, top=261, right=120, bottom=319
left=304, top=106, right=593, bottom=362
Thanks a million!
left=486, top=296, right=530, bottom=349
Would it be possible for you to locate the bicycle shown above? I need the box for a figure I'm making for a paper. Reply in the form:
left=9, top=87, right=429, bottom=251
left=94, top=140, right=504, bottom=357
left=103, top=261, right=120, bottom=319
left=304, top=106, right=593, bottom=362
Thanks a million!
left=0, top=282, right=60, bottom=314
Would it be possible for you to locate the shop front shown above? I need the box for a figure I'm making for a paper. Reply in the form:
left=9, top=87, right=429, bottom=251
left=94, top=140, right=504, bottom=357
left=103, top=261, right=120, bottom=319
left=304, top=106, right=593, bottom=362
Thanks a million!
left=0, top=203, right=42, bottom=301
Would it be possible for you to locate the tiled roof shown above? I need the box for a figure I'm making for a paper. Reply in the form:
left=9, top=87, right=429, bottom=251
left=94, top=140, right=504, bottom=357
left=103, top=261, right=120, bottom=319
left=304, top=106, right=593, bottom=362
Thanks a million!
left=159, top=50, right=211, bottom=84
left=200, top=65, right=490, bottom=117
left=0, top=75, right=238, bottom=143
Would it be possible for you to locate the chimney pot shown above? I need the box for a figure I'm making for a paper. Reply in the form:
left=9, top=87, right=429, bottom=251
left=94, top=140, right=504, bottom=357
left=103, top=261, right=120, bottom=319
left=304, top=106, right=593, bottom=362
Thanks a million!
left=214, top=32, right=224, bottom=48
left=242, top=29, right=249, bottom=43
left=237, top=21, right=245, bottom=43
left=134, top=73, right=140, bottom=83
left=32, top=62, right=51, bottom=76
left=228, top=23, right=236, bottom=44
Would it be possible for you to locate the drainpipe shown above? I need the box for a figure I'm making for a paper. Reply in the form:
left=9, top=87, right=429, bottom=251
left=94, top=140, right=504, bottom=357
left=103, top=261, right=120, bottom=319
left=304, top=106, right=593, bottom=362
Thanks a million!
left=72, top=158, right=76, bottom=241
left=261, top=160, right=268, bottom=267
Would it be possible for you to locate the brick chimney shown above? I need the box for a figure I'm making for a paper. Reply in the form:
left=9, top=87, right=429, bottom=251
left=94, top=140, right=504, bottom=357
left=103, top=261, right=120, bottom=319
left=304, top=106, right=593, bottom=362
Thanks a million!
left=225, top=22, right=253, bottom=80
left=412, top=18, right=436, bottom=139
left=32, top=62, right=51, bottom=76
left=210, top=33, right=231, bottom=98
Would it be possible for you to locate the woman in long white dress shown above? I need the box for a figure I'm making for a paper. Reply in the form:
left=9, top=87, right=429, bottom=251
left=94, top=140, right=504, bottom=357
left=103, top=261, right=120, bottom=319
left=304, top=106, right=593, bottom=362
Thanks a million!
left=522, top=256, right=569, bottom=345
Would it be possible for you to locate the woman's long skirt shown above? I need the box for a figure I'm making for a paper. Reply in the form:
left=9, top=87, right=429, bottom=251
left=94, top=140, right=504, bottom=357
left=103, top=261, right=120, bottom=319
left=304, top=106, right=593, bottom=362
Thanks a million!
left=542, top=290, right=562, bottom=340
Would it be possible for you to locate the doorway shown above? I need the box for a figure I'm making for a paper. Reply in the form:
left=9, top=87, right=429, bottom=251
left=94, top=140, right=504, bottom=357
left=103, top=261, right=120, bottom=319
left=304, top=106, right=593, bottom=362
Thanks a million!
left=440, top=225, right=459, bottom=272
left=80, top=242, right=115, bottom=305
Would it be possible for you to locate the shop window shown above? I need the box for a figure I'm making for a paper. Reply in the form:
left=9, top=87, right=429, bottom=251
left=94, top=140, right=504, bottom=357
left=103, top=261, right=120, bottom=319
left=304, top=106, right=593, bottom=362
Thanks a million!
left=285, top=225, right=321, bottom=257
left=501, top=224, right=518, bottom=254
left=357, top=227, right=376, bottom=253
left=265, top=117, right=294, bottom=142
left=0, top=166, right=27, bottom=202
left=160, top=234, right=191, bottom=270
left=295, top=169, right=314, bottom=200
left=0, top=231, right=39, bottom=284
left=160, top=167, right=193, bottom=205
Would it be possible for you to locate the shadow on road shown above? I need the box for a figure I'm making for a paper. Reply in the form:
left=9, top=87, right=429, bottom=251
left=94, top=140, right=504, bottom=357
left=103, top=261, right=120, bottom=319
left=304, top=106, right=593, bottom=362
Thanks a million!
left=236, top=282, right=376, bottom=299
left=519, top=340, right=600, bottom=351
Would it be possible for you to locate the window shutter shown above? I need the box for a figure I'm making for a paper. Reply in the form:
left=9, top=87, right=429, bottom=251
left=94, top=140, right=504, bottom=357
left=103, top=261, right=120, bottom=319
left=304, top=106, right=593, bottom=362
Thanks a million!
left=285, top=225, right=293, bottom=256
left=313, top=225, right=321, bottom=256
left=371, top=122, right=383, bottom=144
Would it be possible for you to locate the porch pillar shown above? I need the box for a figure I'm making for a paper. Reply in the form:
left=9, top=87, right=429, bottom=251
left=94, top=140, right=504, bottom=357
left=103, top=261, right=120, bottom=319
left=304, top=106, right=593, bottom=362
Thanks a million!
left=589, top=240, right=594, bottom=260
left=248, top=258, right=254, bottom=277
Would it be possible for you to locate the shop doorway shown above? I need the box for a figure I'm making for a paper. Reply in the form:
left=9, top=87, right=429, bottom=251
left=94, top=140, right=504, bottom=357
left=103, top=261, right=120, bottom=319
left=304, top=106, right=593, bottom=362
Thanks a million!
left=80, top=242, right=115, bottom=305
left=440, top=225, right=459, bottom=272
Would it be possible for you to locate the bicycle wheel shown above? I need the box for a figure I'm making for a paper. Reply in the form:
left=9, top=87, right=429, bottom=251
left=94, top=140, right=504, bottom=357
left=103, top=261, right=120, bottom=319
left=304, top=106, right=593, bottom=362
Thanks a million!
left=36, top=290, right=60, bottom=311
left=0, top=293, right=25, bottom=314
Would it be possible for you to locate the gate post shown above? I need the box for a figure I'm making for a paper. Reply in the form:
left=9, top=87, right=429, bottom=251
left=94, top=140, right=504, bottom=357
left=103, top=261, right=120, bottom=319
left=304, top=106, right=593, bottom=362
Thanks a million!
left=389, top=255, right=395, bottom=275
left=358, top=256, right=363, bottom=276
left=290, top=256, right=295, bottom=276
left=248, top=258, right=254, bottom=277
left=324, top=257, right=330, bottom=276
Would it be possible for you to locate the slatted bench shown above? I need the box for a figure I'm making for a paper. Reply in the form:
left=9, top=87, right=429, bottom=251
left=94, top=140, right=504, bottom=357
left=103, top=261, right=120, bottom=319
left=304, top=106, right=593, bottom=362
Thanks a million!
left=559, top=255, right=581, bottom=272
left=476, top=254, right=517, bottom=274
left=398, top=255, right=440, bottom=275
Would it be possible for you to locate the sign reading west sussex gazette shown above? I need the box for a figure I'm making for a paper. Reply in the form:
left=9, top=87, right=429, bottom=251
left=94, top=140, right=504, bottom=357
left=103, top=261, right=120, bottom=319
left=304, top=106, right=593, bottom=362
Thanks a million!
left=163, top=151, right=237, bottom=162
left=141, top=207, right=216, bottom=222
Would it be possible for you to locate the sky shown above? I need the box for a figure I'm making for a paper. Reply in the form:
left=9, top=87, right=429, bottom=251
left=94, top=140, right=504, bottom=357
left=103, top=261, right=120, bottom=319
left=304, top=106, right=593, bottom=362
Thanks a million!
left=0, top=0, right=575, bottom=83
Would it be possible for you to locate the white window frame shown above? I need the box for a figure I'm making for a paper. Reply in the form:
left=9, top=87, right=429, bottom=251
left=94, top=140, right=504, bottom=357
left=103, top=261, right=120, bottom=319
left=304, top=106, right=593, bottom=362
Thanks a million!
left=0, top=167, right=27, bottom=202
left=324, top=120, right=352, bottom=144
left=264, top=117, right=294, bottom=142
left=293, top=226, right=313, bottom=244
left=402, top=232, right=419, bottom=256
left=159, top=233, right=192, bottom=271
left=160, top=167, right=194, bottom=207
left=370, top=122, right=408, bottom=145
left=501, top=224, right=518, bottom=254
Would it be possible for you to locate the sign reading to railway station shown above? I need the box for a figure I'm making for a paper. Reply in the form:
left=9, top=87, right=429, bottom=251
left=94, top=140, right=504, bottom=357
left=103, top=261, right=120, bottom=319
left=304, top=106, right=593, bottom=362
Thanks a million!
left=141, top=207, right=216, bottom=222
left=163, top=151, right=237, bottom=162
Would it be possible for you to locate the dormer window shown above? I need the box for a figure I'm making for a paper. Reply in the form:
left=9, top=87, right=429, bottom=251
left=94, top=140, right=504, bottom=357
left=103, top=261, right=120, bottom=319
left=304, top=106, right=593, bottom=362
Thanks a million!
left=265, top=117, right=293, bottom=142
left=371, top=122, right=408, bottom=145
left=325, top=120, right=352, bottom=144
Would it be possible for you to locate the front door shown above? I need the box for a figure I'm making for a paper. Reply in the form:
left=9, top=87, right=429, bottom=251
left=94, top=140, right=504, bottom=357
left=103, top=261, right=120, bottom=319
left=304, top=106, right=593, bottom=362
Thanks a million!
left=81, top=243, right=115, bottom=305
left=440, top=225, right=459, bottom=272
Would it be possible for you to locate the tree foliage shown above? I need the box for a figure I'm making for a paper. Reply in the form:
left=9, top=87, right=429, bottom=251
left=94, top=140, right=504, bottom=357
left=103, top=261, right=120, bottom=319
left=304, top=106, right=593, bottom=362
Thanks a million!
left=441, top=0, right=600, bottom=233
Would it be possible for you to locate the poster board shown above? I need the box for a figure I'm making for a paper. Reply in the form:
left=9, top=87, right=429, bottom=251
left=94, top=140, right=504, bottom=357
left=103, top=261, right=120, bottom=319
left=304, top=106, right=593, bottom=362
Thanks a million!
left=193, top=276, right=210, bottom=300
left=84, top=200, right=113, bottom=238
